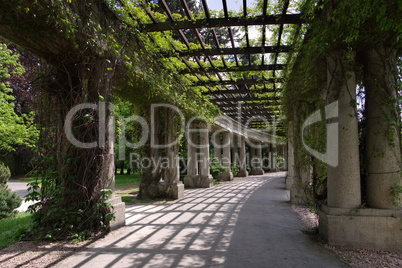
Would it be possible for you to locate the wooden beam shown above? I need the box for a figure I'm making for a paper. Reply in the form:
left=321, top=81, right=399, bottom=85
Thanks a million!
left=203, top=89, right=280, bottom=95
left=196, top=78, right=284, bottom=87
left=180, top=64, right=285, bottom=74
left=223, top=108, right=280, bottom=113
left=224, top=109, right=273, bottom=115
left=211, top=96, right=280, bottom=103
left=217, top=102, right=280, bottom=108
left=166, top=45, right=291, bottom=57
left=142, top=14, right=304, bottom=32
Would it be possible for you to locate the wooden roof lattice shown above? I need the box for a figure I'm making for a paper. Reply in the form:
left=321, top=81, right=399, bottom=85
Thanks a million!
left=116, top=0, right=305, bottom=132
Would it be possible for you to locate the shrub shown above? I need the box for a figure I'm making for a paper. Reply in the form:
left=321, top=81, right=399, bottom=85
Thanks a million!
left=210, top=161, right=227, bottom=180
left=0, top=162, right=11, bottom=185
left=0, top=185, right=22, bottom=219
left=231, top=163, right=239, bottom=176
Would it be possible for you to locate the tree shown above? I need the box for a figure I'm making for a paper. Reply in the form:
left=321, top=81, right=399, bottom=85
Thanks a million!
left=0, top=0, right=218, bottom=236
left=0, top=162, right=21, bottom=219
left=0, top=42, right=38, bottom=153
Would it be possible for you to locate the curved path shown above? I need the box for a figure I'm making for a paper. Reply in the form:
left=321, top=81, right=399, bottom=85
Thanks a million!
left=56, top=172, right=347, bottom=268
left=7, top=180, right=35, bottom=212
left=7, top=180, right=29, bottom=199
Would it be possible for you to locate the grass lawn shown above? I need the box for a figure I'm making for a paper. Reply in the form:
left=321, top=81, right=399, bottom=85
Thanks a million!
left=115, top=172, right=141, bottom=187
left=121, top=196, right=135, bottom=203
left=23, top=177, right=41, bottom=184
left=22, top=172, right=141, bottom=188
left=0, top=212, right=32, bottom=250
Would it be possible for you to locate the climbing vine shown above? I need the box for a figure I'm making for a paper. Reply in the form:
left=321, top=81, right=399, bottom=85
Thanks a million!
left=1, top=0, right=223, bottom=237
left=282, top=0, right=402, bottom=209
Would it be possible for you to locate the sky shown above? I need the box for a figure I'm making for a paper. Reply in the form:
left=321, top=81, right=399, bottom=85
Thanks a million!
left=207, top=0, right=259, bottom=12
left=206, top=0, right=260, bottom=40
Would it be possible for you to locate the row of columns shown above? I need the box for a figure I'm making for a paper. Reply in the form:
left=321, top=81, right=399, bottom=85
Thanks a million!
left=288, top=49, right=401, bottom=209
left=286, top=49, right=401, bottom=251
left=287, top=52, right=362, bottom=206
left=184, top=123, right=275, bottom=188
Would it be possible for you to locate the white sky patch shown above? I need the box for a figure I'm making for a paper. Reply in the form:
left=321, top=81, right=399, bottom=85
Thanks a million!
left=207, top=0, right=259, bottom=13
left=204, top=1, right=276, bottom=47
left=248, top=26, right=260, bottom=41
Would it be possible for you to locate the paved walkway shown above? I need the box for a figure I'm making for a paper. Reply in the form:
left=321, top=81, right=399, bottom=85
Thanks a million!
left=56, top=172, right=347, bottom=268
left=7, top=180, right=34, bottom=212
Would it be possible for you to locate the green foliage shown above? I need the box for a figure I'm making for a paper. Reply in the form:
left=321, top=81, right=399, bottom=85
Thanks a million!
left=106, top=1, right=220, bottom=120
left=281, top=0, right=402, bottom=212
left=210, top=159, right=227, bottom=179
left=25, top=182, right=115, bottom=240
left=231, top=162, right=239, bottom=177
left=0, top=162, right=21, bottom=219
left=0, top=43, right=38, bottom=152
left=121, top=196, right=135, bottom=203
left=25, top=151, right=115, bottom=239
left=0, top=212, right=32, bottom=249
left=0, top=162, right=11, bottom=185
left=391, top=185, right=402, bottom=207
left=0, top=185, right=22, bottom=219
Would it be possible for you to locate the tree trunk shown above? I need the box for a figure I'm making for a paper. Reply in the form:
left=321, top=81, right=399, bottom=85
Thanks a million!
left=35, top=56, right=116, bottom=233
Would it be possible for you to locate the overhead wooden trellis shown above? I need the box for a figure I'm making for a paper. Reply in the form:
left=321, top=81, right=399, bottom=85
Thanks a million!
left=116, top=0, right=305, bottom=134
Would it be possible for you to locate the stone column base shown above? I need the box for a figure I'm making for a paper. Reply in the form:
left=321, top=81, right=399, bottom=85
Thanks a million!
left=184, top=175, right=213, bottom=188
left=172, top=182, right=184, bottom=199
left=109, top=196, right=125, bottom=230
left=217, top=171, right=233, bottom=181
left=158, top=181, right=185, bottom=200
left=319, top=205, right=402, bottom=252
left=249, top=169, right=264, bottom=175
left=285, top=176, right=293, bottom=190
left=236, top=170, right=248, bottom=177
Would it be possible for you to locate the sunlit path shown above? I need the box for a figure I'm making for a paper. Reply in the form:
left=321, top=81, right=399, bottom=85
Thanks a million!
left=55, top=172, right=346, bottom=268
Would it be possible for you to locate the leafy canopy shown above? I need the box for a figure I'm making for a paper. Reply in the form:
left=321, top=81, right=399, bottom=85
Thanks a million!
left=0, top=43, right=38, bottom=152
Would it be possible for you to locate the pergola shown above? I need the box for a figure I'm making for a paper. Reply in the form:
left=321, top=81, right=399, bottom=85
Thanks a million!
left=115, top=0, right=306, bottom=134
left=0, top=0, right=400, bottom=253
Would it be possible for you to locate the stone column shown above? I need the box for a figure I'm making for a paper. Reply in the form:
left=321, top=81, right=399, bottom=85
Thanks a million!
left=279, top=144, right=287, bottom=171
left=161, top=107, right=184, bottom=199
left=107, top=116, right=125, bottom=230
left=184, top=124, right=213, bottom=188
left=270, top=144, right=277, bottom=172
left=213, top=132, right=221, bottom=164
left=250, top=142, right=264, bottom=175
left=237, top=136, right=248, bottom=177
left=231, top=135, right=238, bottom=166
left=199, top=124, right=213, bottom=180
left=222, top=132, right=231, bottom=170
left=283, top=145, right=288, bottom=170
left=187, top=130, right=198, bottom=177
left=365, top=48, right=401, bottom=208
left=290, top=107, right=311, bottom=205
left=326, top=52, right=361, bottom=208
left=286, top=121, right=295, bottom=189
left=318, top=50, right=401, bottom=252
left=257, top=143, right=263, bottom=170
left=218, top=131, right=233, bottom=181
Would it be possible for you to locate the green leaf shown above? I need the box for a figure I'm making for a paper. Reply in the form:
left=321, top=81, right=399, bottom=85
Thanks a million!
left=84, top=114, right=92, bottom=121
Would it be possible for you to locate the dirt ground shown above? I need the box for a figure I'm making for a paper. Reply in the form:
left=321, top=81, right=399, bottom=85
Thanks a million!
left=0, top=239, right=93, bottom=268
